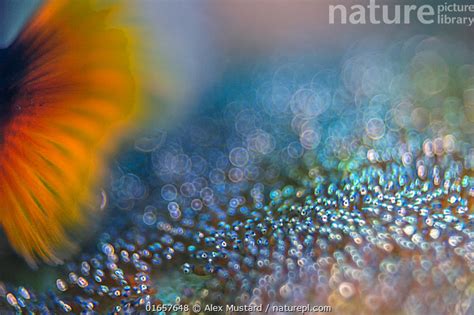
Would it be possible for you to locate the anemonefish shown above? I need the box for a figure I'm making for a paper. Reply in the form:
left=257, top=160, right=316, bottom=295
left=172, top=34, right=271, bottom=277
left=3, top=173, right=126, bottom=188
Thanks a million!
left=0, top=0, right=141, bottom=266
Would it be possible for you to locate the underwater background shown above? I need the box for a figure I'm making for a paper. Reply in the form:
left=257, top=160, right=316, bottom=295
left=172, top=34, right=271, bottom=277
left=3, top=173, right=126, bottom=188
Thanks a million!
left=0, top=0, right=473, bottom=314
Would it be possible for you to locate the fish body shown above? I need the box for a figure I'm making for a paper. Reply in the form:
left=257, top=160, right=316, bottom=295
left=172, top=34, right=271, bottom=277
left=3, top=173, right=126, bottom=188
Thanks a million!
left=0, top=0, right=139, bottom=265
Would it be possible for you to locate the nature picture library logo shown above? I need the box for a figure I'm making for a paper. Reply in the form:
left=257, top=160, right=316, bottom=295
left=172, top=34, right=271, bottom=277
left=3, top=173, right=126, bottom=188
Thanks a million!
left=329, top=0, right=474, bottom=26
